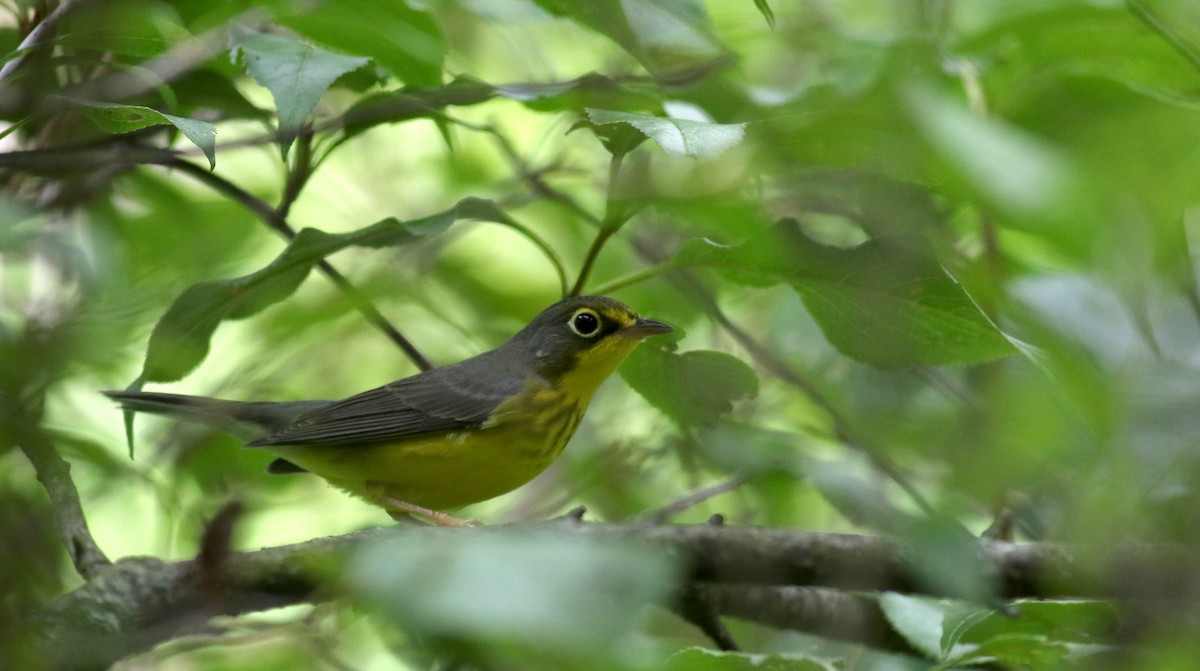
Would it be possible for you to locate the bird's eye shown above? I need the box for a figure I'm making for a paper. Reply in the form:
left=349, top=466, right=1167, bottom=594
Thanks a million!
left=569, top=309, right=601, bottom=338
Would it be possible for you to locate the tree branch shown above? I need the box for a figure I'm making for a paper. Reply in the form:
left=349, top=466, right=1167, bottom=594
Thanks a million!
left=15, top=428, right=110, bottom=580
left=22, top=521, right=1187, bottom=670
left=694, top=584, right=920, bottom=656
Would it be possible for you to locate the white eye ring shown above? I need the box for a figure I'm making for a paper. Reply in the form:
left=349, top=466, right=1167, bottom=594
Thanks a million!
left=568, top=309, right=602, bottom=338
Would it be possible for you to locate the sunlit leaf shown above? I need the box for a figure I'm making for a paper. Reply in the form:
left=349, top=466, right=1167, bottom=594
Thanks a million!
left=586, top=108, right=745, bottom=158
left=140, top=198, right=512, bottom=383
left=68, top=99, right=217, bottom=169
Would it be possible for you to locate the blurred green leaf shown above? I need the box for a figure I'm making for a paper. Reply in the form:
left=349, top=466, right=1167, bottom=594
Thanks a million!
left=585, top=108, right=745, bottom=158
left=276, top=0, right=445, bottom=88
left=532, top=0, right=721, bottom=73
left=621, top=346, right=758, bottom=426
left=497, top=73, right=661, bottom=113
left=67, top=100, right=217, bottom=168
left=58, top=0, right=183, bottom=59
left=170, top=69, right=270, bottom=121
left=900, top=515, right=990, bottom=602
left=1131, top=0, right=1200, bottom=68
left=663, top=648, right=833, bottom=670
left=232, top=30, right=369, bottom=156
left=752, top=0, right=776, bottom=30
left=680, top=224, right=1017, bottom=368
left=140, top=198, right=512, bottom=383
left=964, top=5, right=1200, bottom=108
left=904, top=83, right=1078, bottom=224
left=352, top=529, right=677, bottom=665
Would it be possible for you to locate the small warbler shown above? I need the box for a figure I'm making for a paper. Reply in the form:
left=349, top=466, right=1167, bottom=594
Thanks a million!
left=106, top=296, right=671, bottom=526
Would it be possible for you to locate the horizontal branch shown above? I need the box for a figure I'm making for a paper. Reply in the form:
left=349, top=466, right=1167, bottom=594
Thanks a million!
left=19, top=521, right=1192, bottom=670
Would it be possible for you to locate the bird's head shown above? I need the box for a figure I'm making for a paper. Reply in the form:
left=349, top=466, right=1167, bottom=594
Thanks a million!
left=510, top=296, right=672, bottom=395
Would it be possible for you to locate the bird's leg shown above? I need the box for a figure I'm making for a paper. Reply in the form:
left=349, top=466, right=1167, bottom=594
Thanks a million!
left=381, top=496, right=481, bottom=527
left=364, top=485, right=480, bottom=527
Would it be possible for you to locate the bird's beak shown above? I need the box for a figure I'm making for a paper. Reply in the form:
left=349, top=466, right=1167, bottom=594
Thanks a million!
left=620, top=317, right=673, bottom=339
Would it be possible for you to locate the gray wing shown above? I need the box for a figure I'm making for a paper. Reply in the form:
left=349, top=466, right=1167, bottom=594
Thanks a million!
left=247, top=357, right=526, bottom=447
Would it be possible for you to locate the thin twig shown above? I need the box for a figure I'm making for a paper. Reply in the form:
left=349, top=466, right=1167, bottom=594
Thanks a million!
left=642, top=474, right=749, bottom=524
left=674, top=584, right=741, bottom=651
left=16, top=428, right=111, bottom=579
left=0, top=0, right=82, bottom=85
left=165, top=158, right=435, bottom=371
left=587, top=259, right=681, bottom=295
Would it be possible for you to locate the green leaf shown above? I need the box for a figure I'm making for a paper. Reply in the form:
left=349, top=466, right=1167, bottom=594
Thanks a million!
left=621, top=346, right=758, bottom=426
left=496, top=72, right=661, bottom=113
left=69, top=100, right=217, bottom=169
left=351, top=528, right=677, bottom=664
left=663, top=647, right=833, bottom=671
left=878, top=593, right=947, bottom=660
left=949, top=634, right=1073, bottom=670
left=232, top=30, right=369, bottom=156
left=904, top=83, right=1078, bottom=222
left=140, top=198, right=511, bottom=383
left=531, top=0, right=721, bottom=73
left=586, top=108, right=746, bottom=158
left=1131, top=0, right=1200, bottom=70
left=340, top=77, right=497, bottom=142
left=119, top=377, right=145, bottom=458
left=682, top=223, right=1017, bottom=368
left=944, top=600, right=1119, bottom=650
left=752, top=0, right=776, bottom=30
left=276, top=0, right=445, bottom=88
left=964, top=4, right=1200, bottom=108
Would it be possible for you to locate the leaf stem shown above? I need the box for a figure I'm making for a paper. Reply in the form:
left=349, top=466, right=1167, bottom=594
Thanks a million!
left=496, top=217, right=569, bottom=298
left=278, top=128, right=313, bottom=219
left=570, top=153, right=633, bottom=296
left=587, top=259, right=681, bottom=295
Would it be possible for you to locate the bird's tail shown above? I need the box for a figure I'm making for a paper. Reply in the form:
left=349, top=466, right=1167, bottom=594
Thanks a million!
left=103, top=390, right=328, bottom=440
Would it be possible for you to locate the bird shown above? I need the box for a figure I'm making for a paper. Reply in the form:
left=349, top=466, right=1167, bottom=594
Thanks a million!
left=105, top=296, right=672, bottom=526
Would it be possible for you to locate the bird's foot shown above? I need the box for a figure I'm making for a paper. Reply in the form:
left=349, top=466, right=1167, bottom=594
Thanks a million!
left=379, top=495, right=480, bottom=528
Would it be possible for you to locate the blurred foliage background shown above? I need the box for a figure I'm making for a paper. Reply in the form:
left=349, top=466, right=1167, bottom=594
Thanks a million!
left=4, top=0, right=1200, bottom=669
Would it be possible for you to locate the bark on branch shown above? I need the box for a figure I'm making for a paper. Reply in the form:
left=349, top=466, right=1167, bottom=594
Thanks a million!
left=18, top=520, right=1193, bottom=670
